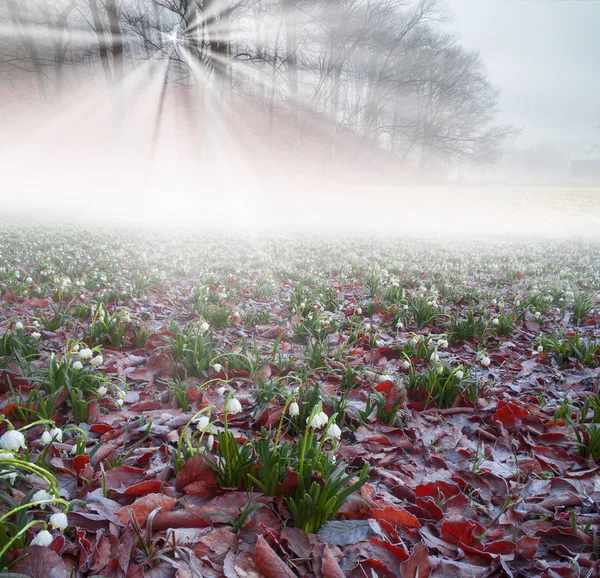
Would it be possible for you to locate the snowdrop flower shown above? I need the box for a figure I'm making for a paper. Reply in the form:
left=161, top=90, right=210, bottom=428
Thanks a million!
left=537, top=345, right=543, bottom=353
left=379, top=374, right=393, bottom=383
left=49, top=428, right=62, bottom=442
left=491, top=299, right=497, bottom=305
left=288, top=402, right=300, bottom=416
left=14, top=321, right=23, bottom=331
left=90, top=355, right=103, bottom=367
left=480, top=355, right=491, bottom=367
left=31, top=332, right=41, bottom=340
left=25, top=277, right=33, bottom=284
left=207, top=434, right=214, bottom=449
left=32, top=320, right=40, bottom=328
left=0, top=452, right=14, bottom=461
left=402, top=360, right=411, bottom=369
left=326, top=423, right=342, bottom=440
left=491, top=318, right=499, bottom=326
left=437, top=364, right=444, bottom=374
left=396, top=320, right=404, bottom=329
left=33, top=489, right=53, bottom=507
left=356, top=307, right=362, bottom=315
left=50, top=512, right=68, bottom=530
left=115, top=399, right=124, bottom=408
left=226, top=397, right=242, bottom=414
left=0, top=430, right=26, bottom=451
left=213, top=363, right=222, bottom=372
left=307, top=411, right=328, bottom=429
left=31, top=530, right=53, bottom=547
left=217, top=386, right=226, bottom=395
left=97, top=386, right=108, bottom=396
left=40, top=431, right=53, bottom=445
left=78, top=348, right=93, bottom=359
left=455, top=370, right=464, bottom=380
left=72, top=361, right=83, bottom=371
left=199, top=322, right=209, bottom=333
left=196, top=416, right=210, bottom=431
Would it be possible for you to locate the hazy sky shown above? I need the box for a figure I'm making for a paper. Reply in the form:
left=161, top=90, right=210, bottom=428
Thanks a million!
left=449, top=0, right=600, bottom=152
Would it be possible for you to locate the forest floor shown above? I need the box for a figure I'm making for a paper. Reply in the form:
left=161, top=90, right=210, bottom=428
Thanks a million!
left=0, top=226, right=599, bottom=578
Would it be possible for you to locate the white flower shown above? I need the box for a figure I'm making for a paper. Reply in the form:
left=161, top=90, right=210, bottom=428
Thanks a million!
left=207, top=434, right=214, bottom=449
left=14, top=321, right=23, bottom=330
left=25, top=277, right=33, bottom=284
left=212, top=363, right=222, bottom=372
left=200, top=322, right=209, bottom=332
left=97, top=386, right=108, bottom=396
left=31, top=530, right=53, bottom=547
left=115, top=399, right=124, bottom=408
left=78, top=348, right=93, bottom=359
left=226, top=397, right=242, bottom=414
left=480, top=355, right=491, bottom=367
left=288, top=402, right=300, bottom=416
left=217, top=386, right=226, bottom=395
left=31, top=332, right=41, bottom=340
left=40, top=431, right=53, bottom=445
left=402, top=360, right=411, bottom=369
left=307, top=411, right=328, bottom=429
left=32, top=320, right=40, bottom=328
left=33, top=490, right=53, bottom=507
left=438, top=339, right=448, bottom=348
left=196, top=416, right=210, bottom=431
left=455, top=370, right=464, bottom=380
left=90, top=355, right=103, bottom=367
left=356, top=307, right=362, bottom=315
left=49, top=512, right=68, bottom=530
left=0, top=452, right=15, bottom=460
left=326, top=423, right=342, bottom=440
left=0, top=430, right=26, bottom=451
left=491, top=319, right=499, bottom=326
left=72, top=361, right=83, bottom=371
left=49, top=428, right=62, bottom=442
left=537, top=345, right=543, bottom=353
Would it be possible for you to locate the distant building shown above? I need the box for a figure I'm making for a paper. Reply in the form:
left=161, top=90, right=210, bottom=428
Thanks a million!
left=570, top=159, right=600, bottom=182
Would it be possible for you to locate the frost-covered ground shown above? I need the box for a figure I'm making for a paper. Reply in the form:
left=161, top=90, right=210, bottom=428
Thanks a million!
left=0, top=226, right=599, bottom=577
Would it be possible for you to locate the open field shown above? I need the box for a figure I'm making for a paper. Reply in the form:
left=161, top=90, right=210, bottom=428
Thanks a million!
left=0, top=226, right=599, bottom=577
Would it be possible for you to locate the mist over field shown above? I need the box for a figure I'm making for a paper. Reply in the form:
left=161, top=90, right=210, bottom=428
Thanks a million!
left=1, top=0, right=598, bottom=235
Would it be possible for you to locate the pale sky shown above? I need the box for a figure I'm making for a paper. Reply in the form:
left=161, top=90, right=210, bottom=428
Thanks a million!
left=448, top=0, right=600, bottom=149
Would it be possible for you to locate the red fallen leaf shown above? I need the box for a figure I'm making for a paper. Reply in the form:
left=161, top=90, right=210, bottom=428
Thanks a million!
left=11, top=545, right=68, bottom=578
left=484, top=540, right=516, bottom=555
left=117, top=493, right=176, bottom=526
left=123, top=480, right=164, bottom=495
left=370, top=506, right=421, bottom=529
left=129, top=400, right=161, bottom=411
left=22, top=297, right=49, bottom=308
left=104, top=465, right=145, bottom=493
left=369, top=537, right=410, bottom=565
left=374, top=381, right=394, bottom=394
left=281, top=527, right=312, bottom=559
left=175, top=454, right=220, bottom=496
left=322, top=545, right=345, bottom=578
left=414, top=481, right=468, bottom=509
left=492, top=400, right=529, bottom=429
left=152, top=509, right=211, bottom=529
left=255, top=535, right=296, bottom=578
left=535, top=526, right=593, bottom=549
left=194, top=528, right=239, bottom=565
left=400, top=542, right=431, bottom=578
left=73, top=454, right=90, bottom=476
left=515, top=536, right=539, bottom=560
left=276, top=467, right=299, bottom=495
left=89, top=424, right=113, bottom=434
left=440, top=516, right=486, bottom=549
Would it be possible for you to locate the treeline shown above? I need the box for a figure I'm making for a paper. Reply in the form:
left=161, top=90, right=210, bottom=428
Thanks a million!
left=0, top=0, right=516, bottom=170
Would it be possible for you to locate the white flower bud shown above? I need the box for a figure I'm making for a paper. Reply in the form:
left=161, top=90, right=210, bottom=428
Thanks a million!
left=31, top=530, right=53, bottom=547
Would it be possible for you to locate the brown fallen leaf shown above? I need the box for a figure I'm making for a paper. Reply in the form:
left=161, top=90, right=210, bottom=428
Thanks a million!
left=254, top=535, right=296, bottom=578
left=117, top=493, right=177, bottom=526
left=400, top=542, right=431, bottom=578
